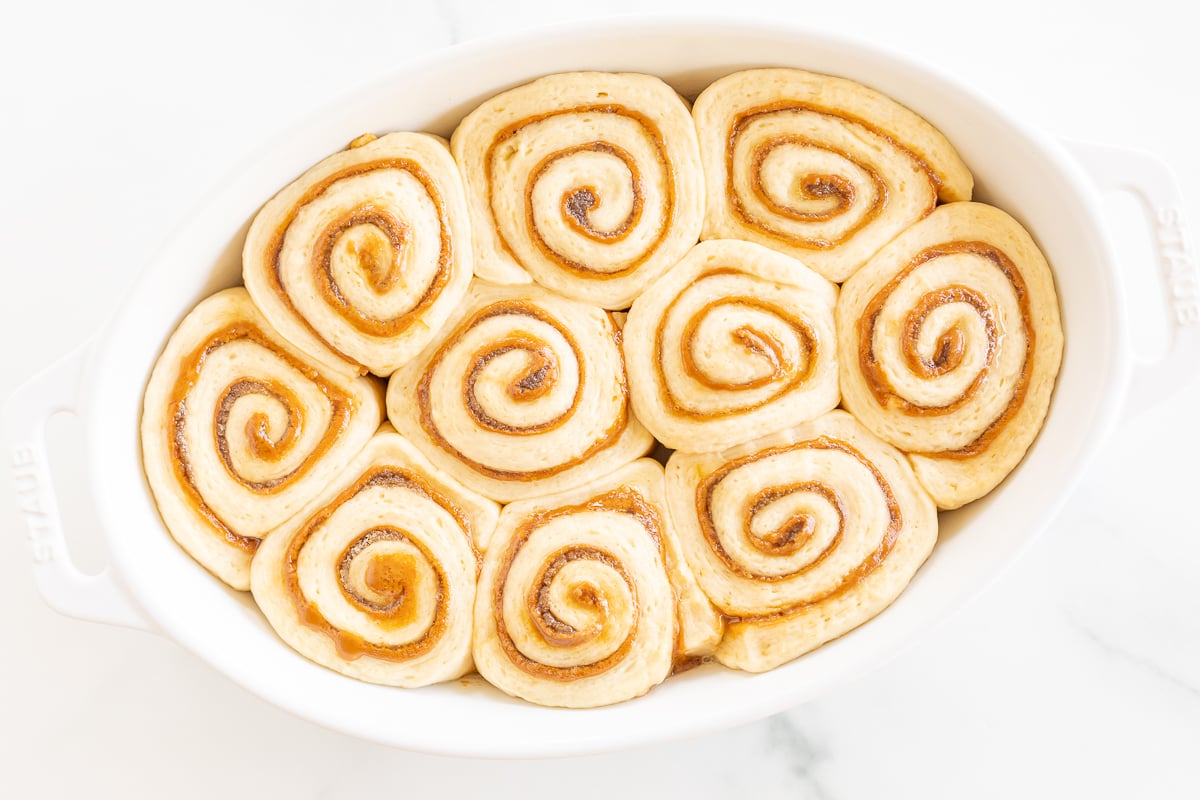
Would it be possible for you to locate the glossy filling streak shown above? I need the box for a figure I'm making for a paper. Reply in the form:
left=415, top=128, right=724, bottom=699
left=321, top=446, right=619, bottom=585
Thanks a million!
left=170, top=322, right=354, bottom=554
left=856, top=241, right=1033, bottom=458
left=214, top=378, right=301, bottom=491
left=285, top=467, right=476, bottom=662
left=337, top=528, right=429, bottom=627
left=487, top=105, right=674, bottom=279
left=493, top=488, right=663, bottom=680
left=726, top=103, right=940, bottom=248
left=416, top=300, right=630, bottom=480
left=464, top=333, right=569, bottom=435
left=695, top=436, right=902, bottom=620
left=266, top=158, right=454, bottom=354
left=542, top=142, right=644, bottom=243
left=657, top=268, right=818, bottom=417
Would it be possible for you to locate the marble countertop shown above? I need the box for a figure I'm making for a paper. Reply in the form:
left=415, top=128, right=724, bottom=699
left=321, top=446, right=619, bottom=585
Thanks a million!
left=3, top=0, right=1198, bottom=796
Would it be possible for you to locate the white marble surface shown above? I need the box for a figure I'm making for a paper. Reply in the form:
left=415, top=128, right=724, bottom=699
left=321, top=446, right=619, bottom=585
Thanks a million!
left=3, top=0, right=1199, bottom=796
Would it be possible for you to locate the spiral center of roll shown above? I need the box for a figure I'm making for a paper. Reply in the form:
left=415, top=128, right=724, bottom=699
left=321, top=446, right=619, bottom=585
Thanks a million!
left=751, top=137, right=868, bottom=223
left=730, top=112, right=895, bottom=251
left=537, top=141, right=644, bottom=244
left=530, top=547, right=631, bottom=649
left=465, top=334, right=567, bottom=433
left=362, top=552, right=416, bottom=605
left=789, top=173, right=855, bottom=218
left=346, top=225, right=400, bottom=294
left=337, top=529, right=434, bottom=628
left=902, top=286, right=993, bottom=379
left=245, top=411, right=294, bottom=460
left=328, top=525, right=451, bottom=638
left=484, top=105, right=676, bottom=280
left=856, top=242, right=1036, bottom=457
left=699, top=442, right=898, bottom=584
left=745, top=482, right=843, bottom=562
left=318, top=206, right=410, bottom=297
left=749, top=512, right=813, bottom=556
left=214, top=378, right=303, bottom=490
left=732, top=326, right=786, bottom=381
left=679, top=295, right=815, bottom=394
left=564, top=187, right=599, bottom=230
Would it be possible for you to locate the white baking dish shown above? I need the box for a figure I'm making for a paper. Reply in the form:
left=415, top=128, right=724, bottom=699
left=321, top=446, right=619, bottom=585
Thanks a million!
left=6, top=18, right=1199, bottom=758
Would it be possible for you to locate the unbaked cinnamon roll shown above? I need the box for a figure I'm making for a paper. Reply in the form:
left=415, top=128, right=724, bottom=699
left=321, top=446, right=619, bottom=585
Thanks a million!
left=243, top=132, right=473, bottom=376
left=693, top=68, right=973, bottom=282
left=473, top=459, right=721, bottom=707
left=386, top=281, right=654, bottom=502
left=141, top=288, right=383, bottom=589
left=451, top=72, right=705, bottom=309
left=665, top=410, right=937, bottom=672
left=624, top=239, right=839, bottom=453
left=251, top=426, right=497, bottom=686
left=836, top=202, right=1063, bottom=509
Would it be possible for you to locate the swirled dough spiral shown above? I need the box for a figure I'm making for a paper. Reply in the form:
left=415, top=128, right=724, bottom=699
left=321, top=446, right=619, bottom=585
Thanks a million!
left=624, top=239, right=839, bottom=452
left=473, top=459, right=721, bottom=707
left=693, top=68, right=973, bottom=282
left=451, top=72, right=705, bottom=309
left=251, top=426, right=497, bottom=686
left=665, top=410, right=937, bottom=672
left=141, top=288, right=383, bottom=589
left=243, top=132, right=473, bottom=376
left=836, top=202, right=1063, bottom=509
left=386, top=281, right=654, bottom=502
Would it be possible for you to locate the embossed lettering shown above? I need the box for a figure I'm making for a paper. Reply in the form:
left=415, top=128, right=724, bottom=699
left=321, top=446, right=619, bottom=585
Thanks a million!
left=1157, top=207, right=1180, bottom=229
left=12, top=445, right=34, bottom=468
left=1156, top=207, right=1199, bottom=328
left=12, top=448, right=54, bottom=562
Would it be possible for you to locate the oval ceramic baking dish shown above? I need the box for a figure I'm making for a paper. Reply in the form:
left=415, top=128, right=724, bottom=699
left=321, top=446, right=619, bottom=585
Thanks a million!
left=6, top=18, right=1199, bottom=758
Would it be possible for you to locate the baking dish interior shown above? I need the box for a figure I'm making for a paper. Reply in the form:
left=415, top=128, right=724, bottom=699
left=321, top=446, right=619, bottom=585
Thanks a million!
left=83, top=19, right=1126, bottom=757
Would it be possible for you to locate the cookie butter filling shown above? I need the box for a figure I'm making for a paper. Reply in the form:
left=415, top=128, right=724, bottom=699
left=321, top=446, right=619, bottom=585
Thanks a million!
left=490, top=107, right=671, bottom=278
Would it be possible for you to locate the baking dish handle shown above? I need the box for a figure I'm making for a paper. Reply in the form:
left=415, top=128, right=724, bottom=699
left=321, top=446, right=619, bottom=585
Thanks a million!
left=1065, top=140, right=1200, bottom=418
left=4, top=342, right=156, bottom=632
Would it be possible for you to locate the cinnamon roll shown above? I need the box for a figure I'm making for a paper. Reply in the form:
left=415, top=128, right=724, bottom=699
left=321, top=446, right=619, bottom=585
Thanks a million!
left=665, top=410, right=937, bottom=672
left=250, top=426, right=497, bottom=687
left=473, top=459, right=721, bottom=707
left=624, top=239, right=839, bottom=453
left=837, top=202, right=1064, bottom=509
left=692, top=68, right=973, bottom=282
left=386, top=281, right=654, bottom=502
left=243, top=132, right=473, bottom=376
left=141, top=288, right=383, bottom=590
left=450, top=72, right=705, bottom=309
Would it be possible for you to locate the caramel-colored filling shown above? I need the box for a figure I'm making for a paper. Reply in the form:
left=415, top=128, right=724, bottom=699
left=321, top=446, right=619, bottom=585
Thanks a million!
left=656, top=268, right=817, bottom=418
left=285, top=467, right=477, bottom=662
left=486, top=105, right=675, bottom=279
left=694, top=436, right=901, bottom=621
left=493, top=487, right=663, bottom=681
left=264, top=158, right=454, bottom=368
left=856, top=241, right=1033, bottom=458
left=415, top=300, right=631, bottom=481
left=169, top=322, right=354, bottom=554
left=537, top=142, right=644, bottom=248
left=744, top=482, right=842, bottom=559
left=747, top=135, right=884, bottom=248
left=214, top=378, right=301, bottom=490
left=528, top=547, right=629, bottom=648
left=725, top=104, right=941, bottom=248
left=463, top=333, right=569, bottom=434
left=336, top=528, right=436, bottom=633
left=316, top=206, right=411, bottom=298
